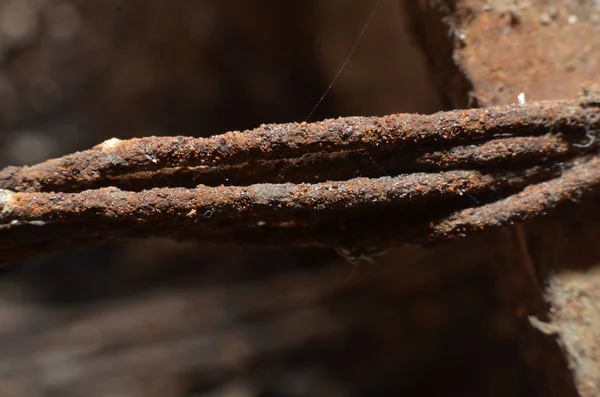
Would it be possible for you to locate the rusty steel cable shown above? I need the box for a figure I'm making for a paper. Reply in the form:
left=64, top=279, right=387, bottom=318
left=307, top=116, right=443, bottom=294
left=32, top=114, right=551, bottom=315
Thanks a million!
left=1, top=100, right=598, bottom=193
left=0, top=98, right=599, bottom=264
left=30, top=132, right=599, bottom=193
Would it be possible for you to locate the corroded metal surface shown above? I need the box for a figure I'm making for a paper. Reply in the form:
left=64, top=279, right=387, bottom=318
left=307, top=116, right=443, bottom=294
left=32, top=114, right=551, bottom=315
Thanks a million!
left=457, top=1, right=600, bottom=106
left=406, top=0, right=600, bottom=108
left=0, top=98, right=599, bottom=265
left=0, top=163, right=575, bottom=223
left=407, top=1, right=600, bottom=396
left=99, top=132, right=599, bottom=191
left=0, top=100, right=597, bottom=193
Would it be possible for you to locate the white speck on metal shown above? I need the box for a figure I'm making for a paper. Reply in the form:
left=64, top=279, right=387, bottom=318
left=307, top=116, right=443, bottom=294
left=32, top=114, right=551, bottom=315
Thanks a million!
left=99, top=138, right=122, bottom=151
left=0, top=189, right=14, bottom=213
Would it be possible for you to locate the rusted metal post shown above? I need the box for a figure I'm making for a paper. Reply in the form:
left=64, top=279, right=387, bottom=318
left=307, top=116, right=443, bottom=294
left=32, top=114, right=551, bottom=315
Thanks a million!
left=406, top=1, right=600, bottom=396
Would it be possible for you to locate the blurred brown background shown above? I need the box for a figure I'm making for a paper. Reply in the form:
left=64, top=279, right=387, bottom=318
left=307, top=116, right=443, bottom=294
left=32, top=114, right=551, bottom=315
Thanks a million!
left=0, top=1, right=534, bottom=396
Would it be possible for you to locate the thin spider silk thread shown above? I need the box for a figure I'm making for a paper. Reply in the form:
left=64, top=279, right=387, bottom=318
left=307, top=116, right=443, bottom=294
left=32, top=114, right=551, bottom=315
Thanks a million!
left=305, top=0, right=383, bottom=122
left=140, top=0, right=383, bottom=187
